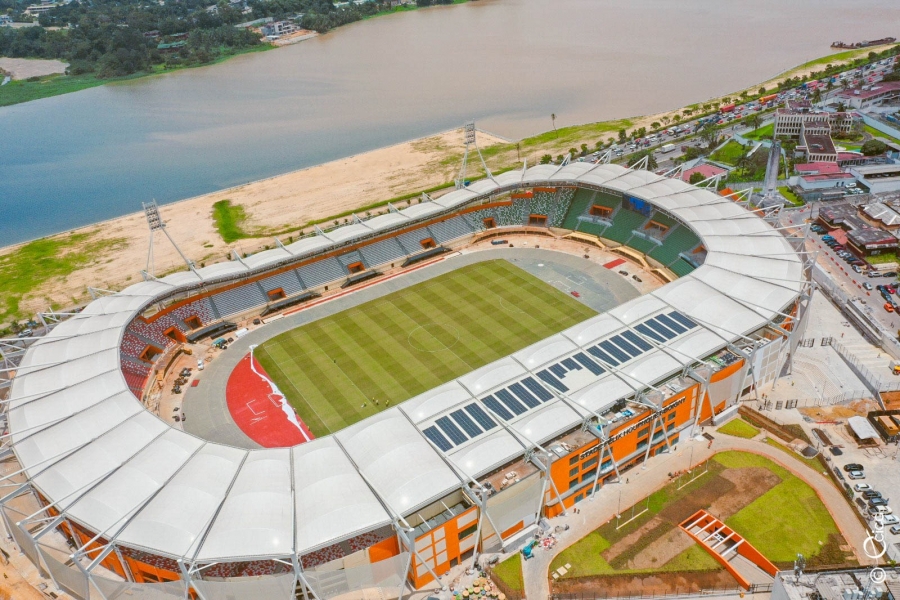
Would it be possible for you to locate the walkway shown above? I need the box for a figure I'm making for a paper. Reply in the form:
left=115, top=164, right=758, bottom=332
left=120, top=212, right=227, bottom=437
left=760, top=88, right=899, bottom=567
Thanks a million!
left=520, top=432, right=870, bottom=600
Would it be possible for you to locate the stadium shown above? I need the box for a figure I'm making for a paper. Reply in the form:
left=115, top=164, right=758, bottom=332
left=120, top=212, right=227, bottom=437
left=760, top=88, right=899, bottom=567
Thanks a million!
left=1, top=158, right=813, bottom=600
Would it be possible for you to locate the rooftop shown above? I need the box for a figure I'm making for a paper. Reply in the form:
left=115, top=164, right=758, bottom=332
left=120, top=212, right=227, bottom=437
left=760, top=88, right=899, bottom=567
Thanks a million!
left=795, top=162, right=842, bottom=175
left=837, top=80, right=900, bottom=100
left=680, top=163, right=727, bottom=182
left=861, top=202, right=900, bottom=227
left=801, top=133, right=837, bottom=156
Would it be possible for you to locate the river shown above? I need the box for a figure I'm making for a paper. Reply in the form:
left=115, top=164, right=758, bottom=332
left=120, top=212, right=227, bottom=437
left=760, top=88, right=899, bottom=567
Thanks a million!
left=1, top=0, right=898, bottom=245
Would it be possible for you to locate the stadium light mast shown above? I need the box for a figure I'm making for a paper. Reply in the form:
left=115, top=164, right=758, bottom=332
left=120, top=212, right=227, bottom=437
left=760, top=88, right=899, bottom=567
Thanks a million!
left=456, top=121, right=493, bottom=189
left=143, top=200, right=195, bottom=277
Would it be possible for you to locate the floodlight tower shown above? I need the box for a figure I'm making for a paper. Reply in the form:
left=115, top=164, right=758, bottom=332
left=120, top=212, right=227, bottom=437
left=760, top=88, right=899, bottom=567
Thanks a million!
left=456, top=121, right=494, bottom=189
left=143, top=200, right=195, bottom=277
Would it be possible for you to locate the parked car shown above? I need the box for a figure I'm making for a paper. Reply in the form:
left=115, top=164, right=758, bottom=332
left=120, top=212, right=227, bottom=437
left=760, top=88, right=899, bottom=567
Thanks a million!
left=854, top=483, right=872, bottom=492
left=868, top=497, right=888, bottom=507
left=844, top=463, right=864, bottom=472
left=885, top=515, right=900, bottom=525
left=863, top=282, right=873, bottom=290
left=890, top=525, right=900, bottom=535
left=848, top=470, right=866, bottom=480
left=863, top=490, right=882, bottom=499
left=885, top=303, right=894, bottom=313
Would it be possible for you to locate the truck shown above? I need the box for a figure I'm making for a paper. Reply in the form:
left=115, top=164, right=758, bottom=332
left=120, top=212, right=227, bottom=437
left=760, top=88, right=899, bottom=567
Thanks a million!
left=720, top=103, right=736, bottom=113
left=759, top=93, right=778, bottom=104
left=661, top=143, right=675, bottom=153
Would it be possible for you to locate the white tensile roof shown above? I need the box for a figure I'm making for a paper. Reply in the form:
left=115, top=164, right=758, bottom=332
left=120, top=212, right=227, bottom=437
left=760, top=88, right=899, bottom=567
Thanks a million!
left=6, top=164, right=804, bottom=562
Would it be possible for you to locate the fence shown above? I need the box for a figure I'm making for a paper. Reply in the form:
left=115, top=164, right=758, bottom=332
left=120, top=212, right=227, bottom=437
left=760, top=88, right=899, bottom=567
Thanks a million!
left=830, top=340, right=900, bottom=393
left=550, top=583, right=774, bottom=600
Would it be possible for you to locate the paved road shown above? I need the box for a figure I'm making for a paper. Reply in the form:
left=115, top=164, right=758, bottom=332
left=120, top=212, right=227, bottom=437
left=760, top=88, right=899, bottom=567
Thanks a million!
left=520, top=431, right=871, bottom=599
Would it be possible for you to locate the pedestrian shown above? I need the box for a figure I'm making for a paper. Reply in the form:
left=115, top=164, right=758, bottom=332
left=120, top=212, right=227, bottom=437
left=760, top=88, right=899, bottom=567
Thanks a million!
left=625, top=478, right=629, bottom=484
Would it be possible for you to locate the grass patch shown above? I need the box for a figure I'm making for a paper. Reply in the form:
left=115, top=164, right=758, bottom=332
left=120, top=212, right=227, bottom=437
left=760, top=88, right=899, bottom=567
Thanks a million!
left=0, top=45, right=272, bottom=107
left=864, top=124, right=900, bottom=145
left=778, top=186, right=804, bottom=207
left=764, top=438, right=825, bottom=473
left=717, top=418, right=760, bottom=439
left=719, top=451, right=839, bottom=562
left=520, top=119, right=634, bottom=152
left=867, top=252, right=898, bottom=265
left=0, top=230, right=127, bottom=322
left=550, top=451, right=846, bottom=580
left=492, top=554, right=524, bottom=591
left=212, top=200, right=250, bottom=243
left=709, top=140, right=746, bottom=166
left=256, top=260, right=596, bottom=435
left=744, top=123, right=774, bottom=141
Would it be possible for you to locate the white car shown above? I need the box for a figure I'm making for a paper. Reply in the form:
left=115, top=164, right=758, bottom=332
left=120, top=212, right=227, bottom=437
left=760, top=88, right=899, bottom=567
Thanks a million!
left=848, top=470, right=865, bottom=480
left=883, top=514, right=899, bottom=525
left=855, top=483, right=872, bottom=492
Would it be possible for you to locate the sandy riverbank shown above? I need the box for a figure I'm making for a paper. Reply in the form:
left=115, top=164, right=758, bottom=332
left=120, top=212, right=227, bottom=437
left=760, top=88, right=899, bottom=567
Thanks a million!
left=1, top=42, right=895, bottom=322
left=0, top=57, right=67, bottom=79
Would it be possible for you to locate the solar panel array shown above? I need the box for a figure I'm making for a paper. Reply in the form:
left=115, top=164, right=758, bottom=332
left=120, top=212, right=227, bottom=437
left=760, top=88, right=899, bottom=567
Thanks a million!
left=420, top=310, right=698, bottom=452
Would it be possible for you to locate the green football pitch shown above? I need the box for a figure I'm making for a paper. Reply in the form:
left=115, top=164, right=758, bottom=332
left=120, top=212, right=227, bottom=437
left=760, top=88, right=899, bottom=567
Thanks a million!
left=255, top=260, right=598, bottom=436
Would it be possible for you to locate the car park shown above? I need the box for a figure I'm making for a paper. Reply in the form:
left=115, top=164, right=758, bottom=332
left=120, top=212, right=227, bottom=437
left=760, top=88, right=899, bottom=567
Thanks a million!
left=891, top=525, right=900, bottom=535
left=868, top=497, right=888, bottom=507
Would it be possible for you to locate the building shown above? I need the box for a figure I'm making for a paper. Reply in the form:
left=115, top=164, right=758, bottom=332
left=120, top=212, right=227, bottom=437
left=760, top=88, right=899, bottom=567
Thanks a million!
left=836, top=81, right=900, bottom=109
left=861, top=202, right=900, bottom=231
left=851, top=163, right=900, bottom=194
left=679, top=163, right=727, bottom=183
left=795, top=171, right=855, bottom=191
left=846, top=225, right=898, bottom=257
left=794, top=162, right=841, bottom=176
left=261, top=20, right=299, bottom=37
left=773, top=100, right=857, bottom=138
left=0, top=15, right=13, bottom=26
left=0, top=164, right=810, bottom=599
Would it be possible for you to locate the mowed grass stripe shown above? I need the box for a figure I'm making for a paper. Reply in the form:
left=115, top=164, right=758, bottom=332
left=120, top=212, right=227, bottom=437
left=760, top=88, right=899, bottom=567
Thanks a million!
left=257, top=260, right=598, bottom=436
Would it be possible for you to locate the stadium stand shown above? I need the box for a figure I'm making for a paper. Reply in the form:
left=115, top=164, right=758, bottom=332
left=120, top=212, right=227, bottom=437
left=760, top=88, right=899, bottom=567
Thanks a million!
left=529, top=188, right=575, bottom=227
left=359, top=237, right=406, bottom=268
left=341, top=270, right=380, bottom=288
left=185, top=321, right=238, bottom=343
left=396, top=228, right=434, bottom=254
left=210, top=282, right=269, bottom=318
left=495, top=200, right=530, bottom=226
left=601, top=204, right=649, bottom=244
left=260, top=291, right=320, bottom=316
left=337, top=250, right=368, bottom=271
left=668, top=258, right=697, bottom=277
left=463, top=207, right=498, bottom=231
left=647, top=225, right=702, bottom=267
left=560, top=188, right=597, bottom=231
left=402, top=246, right=450, bottom=266
left=298, top=257, right=345, bottom=288
left=259, top=270, right=306, bottom=297
left=120, top=332, right=150, bottom=360
left=428, top=216, right=474, bottom=244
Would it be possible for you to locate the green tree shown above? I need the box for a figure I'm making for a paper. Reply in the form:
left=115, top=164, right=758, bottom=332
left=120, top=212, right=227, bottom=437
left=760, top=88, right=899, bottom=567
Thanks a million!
left=540, top=154, right=553, bottom=164
left=650, top=121, right=661, bottom=131
left=861, top=140, right=888, bottom=156
left=682, top=146, right=703, bottom=161
left=689, top=172, right=705, bottom=185
left=747, top=113, right=763, bottom=131
left=618, top=129, right=627, bottom=142
left=580, top=143, right=588, bottom=155
left=758, top=87, right=766, bottom=96
left=627, top=150, right=657, bottom=170
left=568, top=148, right=577, bottom=157
left=698, top=124, right=721, bottom=150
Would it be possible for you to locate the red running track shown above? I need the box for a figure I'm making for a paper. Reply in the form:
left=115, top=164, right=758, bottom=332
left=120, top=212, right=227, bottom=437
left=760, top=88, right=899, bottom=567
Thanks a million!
left=226, top=353, right=314, bottom=448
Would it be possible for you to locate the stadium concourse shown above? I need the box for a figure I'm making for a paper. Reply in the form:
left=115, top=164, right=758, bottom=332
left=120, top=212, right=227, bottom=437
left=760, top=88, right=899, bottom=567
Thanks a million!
left=1, top=162, right=812, bottom=600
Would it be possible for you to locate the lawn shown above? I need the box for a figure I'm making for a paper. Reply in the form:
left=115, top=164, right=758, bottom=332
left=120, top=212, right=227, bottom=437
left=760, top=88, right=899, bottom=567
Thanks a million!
left=255, top=260, right=597, bottom=435
left=717, top=418, right=760, bottom=439
left=709, top=140, right=746, bottom=166
left=864, top=124, right=900, bottom=145
left=744, top=123, right=774, bottom=141
left=0, top=230, right=127, bottom=323
left=778, top=187, right=804, bottom=207
left=492, top=554, right=524, bottom=591
left=212, top=200, right=250, bottom=244
left=549, top=451, right=845, bottom=580
left=714, top=451, right=839, bottom=563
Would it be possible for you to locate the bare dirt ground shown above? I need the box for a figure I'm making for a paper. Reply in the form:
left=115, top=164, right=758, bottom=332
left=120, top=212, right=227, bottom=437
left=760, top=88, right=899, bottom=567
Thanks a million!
left=0, top=57, right=67, bottom=79
left=799, top=399, right=880, bottom=420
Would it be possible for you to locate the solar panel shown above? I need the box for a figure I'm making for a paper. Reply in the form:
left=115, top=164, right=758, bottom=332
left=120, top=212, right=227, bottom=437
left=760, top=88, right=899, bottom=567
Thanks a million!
left=609, top=335, right=642, bottom=357
left=481, top=395, right=513, bottom=421
left=562, top=357, right=581, bottom=371
left=496, top=389, right=528, bottom=415
left=656, top=313, right=686, bottom=334
left=509, top=382, right=541, bottom=408
left=423, top=426, right=453, bottom=451
left=450, top=409, right=483, bottom=438
left=668, top=311, right=698, bottom=330
left=465, top=403, right=497, bottom=431
left=436, top=416, right=468, bottom=445
left=645, top=317, right=677, bottom=340
left=521, top=377, right=554, bottom=401
left=537, top=369, right=568, bottom=392
left=635, top=323, right=665, bottom=343
left=621, top=330, right=653, bottom=351
left=573, top=352, right=604, bottom=375
left=599, top=340, right=631, bottom=363
left=587, top=345, right=619, bottom=366
left=549, top=364, right=567, bottom=378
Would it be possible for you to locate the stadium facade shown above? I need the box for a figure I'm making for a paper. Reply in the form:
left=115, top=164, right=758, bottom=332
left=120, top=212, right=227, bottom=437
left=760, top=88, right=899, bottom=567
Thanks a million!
left=1, top=162, right=813, bottom=600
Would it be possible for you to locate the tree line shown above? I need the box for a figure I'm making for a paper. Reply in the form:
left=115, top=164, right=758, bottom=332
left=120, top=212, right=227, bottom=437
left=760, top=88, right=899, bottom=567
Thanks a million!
left=0, top=0, right=383, bottom=79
